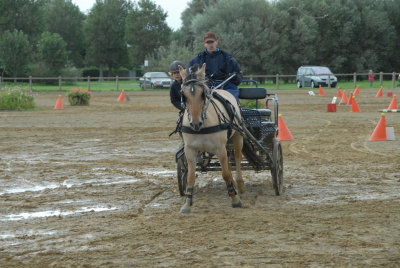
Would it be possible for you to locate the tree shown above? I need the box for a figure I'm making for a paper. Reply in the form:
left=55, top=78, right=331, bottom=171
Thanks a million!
left=147, top=40, right=195, bottom=72
left=84, top=0, right=130, bottom=78
left=189, top=0, right=288, bottom=75
left=36, top=31, right=68, bottom=76
left=179, top=0, right=218, bottom=47
left=0, top=30, right=31, bottom=77
left=0, top=0, right=45, bottom=43
left=43, top=0, right=86, bottom=67
left=125, top=0, right=171, bottom=68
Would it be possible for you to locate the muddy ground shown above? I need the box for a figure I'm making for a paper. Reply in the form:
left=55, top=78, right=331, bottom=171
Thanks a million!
left=0, top=88, right=399, bottom=267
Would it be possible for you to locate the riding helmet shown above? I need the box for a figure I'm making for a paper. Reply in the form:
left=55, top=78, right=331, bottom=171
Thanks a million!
left=169, top=61, right=185, bottom=73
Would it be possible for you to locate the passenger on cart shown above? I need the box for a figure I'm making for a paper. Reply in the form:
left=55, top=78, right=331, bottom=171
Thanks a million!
left=169, top=60, right=185, bottom=111
left=188, top=32, right=242, bottom=102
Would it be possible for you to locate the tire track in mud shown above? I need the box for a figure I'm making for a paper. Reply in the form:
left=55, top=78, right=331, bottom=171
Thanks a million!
left=350, top=140, right=400, bottom=157
left=288, top=117, right=332, bottom=157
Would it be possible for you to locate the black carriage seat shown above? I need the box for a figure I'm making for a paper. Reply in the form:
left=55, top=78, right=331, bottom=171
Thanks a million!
left=239, top=87, right=271, bottom=117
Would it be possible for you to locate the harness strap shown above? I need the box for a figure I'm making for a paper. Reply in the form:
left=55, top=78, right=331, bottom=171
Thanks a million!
left=181, top=123, right=230, bottom=134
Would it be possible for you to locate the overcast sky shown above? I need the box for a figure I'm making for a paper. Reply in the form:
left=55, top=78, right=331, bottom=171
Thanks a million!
left=71, top=0, right=190, bottom=30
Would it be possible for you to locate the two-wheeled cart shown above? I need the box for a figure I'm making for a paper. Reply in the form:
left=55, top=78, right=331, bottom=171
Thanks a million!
left=175, top=81, right=283, bottom=196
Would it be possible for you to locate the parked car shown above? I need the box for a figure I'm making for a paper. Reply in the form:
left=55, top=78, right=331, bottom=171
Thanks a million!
left=296, top=66, right=337, bottom=88
left=139, top=72, right=172, bottom=89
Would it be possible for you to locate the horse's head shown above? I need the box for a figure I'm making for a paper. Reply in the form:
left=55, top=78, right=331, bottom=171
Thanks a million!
left=179, top=63, right=209, bottom=131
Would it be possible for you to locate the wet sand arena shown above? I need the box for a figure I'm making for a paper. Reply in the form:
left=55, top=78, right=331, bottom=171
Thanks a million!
left=1, top=89, right=399, bottom=267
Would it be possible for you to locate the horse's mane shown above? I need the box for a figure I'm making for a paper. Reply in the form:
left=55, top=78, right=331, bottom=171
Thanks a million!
left=183, top=64, right=209, bottom=95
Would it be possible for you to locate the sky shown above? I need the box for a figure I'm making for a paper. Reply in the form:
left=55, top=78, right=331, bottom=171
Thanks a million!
left=71, top=0, right=190, bottom=30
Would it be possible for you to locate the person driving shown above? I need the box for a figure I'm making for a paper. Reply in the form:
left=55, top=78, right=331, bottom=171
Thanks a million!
left=188, top=32, right=242, bottom=102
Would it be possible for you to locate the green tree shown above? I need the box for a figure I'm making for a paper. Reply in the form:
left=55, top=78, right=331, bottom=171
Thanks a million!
left=147, top=40, right=195, bottom=71
left=179, top=0, right=218, bottom=47
left=384, top=0, right=400, bottom=71
left=125, top=0, right=171, bottom=68
left=0, top=0, right=45, bottom=43
left=189, top=0, right=289, bottom=75
left=84, top=0, right=130, bottom=78
left=43, top=0, right=86, bottom=67
left=0, top=30, right=31, bottom=77
left=36, top=31, right=68, bottom=76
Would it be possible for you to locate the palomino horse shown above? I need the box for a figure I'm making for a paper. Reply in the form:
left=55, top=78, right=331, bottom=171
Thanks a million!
left=178, top=63, right=245, bottom=214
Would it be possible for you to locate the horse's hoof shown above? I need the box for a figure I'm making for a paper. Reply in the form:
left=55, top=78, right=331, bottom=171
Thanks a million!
left=179, top=207, right=191, bottom=214
left=232, top=199, right=242, bottom=208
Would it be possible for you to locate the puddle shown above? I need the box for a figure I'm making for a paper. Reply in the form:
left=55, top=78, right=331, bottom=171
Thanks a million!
left=2, top=206, right=117, bottom=221
left=0, top=183, right=60, bottom=196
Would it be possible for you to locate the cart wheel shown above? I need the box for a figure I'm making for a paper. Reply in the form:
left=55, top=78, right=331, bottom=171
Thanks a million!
left=177, top=155, right=188, bottom=196
left=271, top=139, right=283, bottom=195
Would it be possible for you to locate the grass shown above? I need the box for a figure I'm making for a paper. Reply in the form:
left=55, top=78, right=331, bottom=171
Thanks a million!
left=0, top=80, right=142, bottom=92
left=1, top=78, right=399, bottom=92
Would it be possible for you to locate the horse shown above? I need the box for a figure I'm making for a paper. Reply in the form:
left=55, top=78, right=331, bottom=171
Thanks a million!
left=178, top=63, right=245, bottom=214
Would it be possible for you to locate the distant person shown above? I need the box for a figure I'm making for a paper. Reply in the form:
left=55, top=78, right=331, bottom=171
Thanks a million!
left=368, top=70, right=374, bottom=87
left=188, top=32, right=242, bottom=102
left=169, top=60, right=185, bottom=111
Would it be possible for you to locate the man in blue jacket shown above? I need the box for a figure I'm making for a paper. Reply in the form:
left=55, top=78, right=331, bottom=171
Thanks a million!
left=188, top=32, right=242, bottom=101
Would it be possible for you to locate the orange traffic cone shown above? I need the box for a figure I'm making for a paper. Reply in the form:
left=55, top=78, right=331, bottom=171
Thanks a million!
left=277, top=114, right=294, bottom=141
left=54, top=95, right=64, bottom=110
left=319, top=85, right=325, bottom=96
left=376, top=87, right=383, bottom=97
left=387, top=94, right=398, bottom=110
left=369, top=114, right=387, bottom=141
left=353, top=85, right=359, bottom=95
left=117, top=90, right=125, bottom=102
left=340, top=90, right=348, bottom=104
left=347, top=92, right=353, bottom=105
left=350, top=96, right=361, bottom=113
left=337, top=88, right=342, bottom=98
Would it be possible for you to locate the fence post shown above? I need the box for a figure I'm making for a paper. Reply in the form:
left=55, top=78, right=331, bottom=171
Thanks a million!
left=301, top=74, right=305, bottom=88
left=143, top=77, right=147, bottom=90
left=328, top=74, right=331, bottom=88
left=379, top=72, right=383, bottom=86
left=116, top=76, right=119, bottom=91
left=29, top=76, right=32, bottom=93
left=0, top=76, right=2, bottom=91
left=58, top=76, right=62, bottom=91
left=275, top=74, right=279, bottom=90
left=87, top=76, right=91, bottom=90
left=392, top=72, right=395, bottom=89
left=353, top=72, right=357, bottom=88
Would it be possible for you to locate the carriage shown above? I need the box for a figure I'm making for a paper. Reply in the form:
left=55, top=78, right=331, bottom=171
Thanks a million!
left=175, top=76, right=283, bottom=199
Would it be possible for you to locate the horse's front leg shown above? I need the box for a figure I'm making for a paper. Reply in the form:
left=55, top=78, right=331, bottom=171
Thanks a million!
left=180, top=148, right=196, bottom=214
left=219, top=147, right=242, bottom=208
left=232, top=132, right=245, bottom=194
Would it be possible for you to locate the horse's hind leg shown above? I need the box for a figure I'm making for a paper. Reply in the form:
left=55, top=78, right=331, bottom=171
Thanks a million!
left=232, top=132, right=245, bottom=194
left=180, top=148, right=196, bottom=214
left=219, top=148, right=242, bottom=208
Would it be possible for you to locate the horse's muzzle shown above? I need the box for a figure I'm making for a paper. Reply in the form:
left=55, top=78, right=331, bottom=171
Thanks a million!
left=190, top=121, right=203, bottom=131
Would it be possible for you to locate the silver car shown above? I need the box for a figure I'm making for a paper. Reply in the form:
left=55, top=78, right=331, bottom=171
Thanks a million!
left=296, top=66, right=338, bottom=88
left=139, top=72, right=172, bottom=89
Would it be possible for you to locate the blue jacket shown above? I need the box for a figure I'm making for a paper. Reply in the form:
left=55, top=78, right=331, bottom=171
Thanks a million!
left=188, top=48, right=242, bottom=86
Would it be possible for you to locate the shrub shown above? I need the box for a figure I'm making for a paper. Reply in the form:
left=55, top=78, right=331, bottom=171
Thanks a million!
left=61, top=65, right=82, bottom=85
left=82, top=66, right=99, bottom=77
left=67, top=88, right=92, bottom=106
left=0, top=88, right=35, bottom=110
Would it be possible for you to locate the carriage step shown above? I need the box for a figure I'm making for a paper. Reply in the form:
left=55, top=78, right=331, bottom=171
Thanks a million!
left=257, top=109, right=271, bottom=117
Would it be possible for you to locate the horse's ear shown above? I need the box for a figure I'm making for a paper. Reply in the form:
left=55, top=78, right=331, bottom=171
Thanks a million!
left=178, top=65, right=186, bottom=80
left=197, top=63, right=206, bottom=79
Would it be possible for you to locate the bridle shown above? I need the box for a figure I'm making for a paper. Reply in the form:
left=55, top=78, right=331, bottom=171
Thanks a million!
left=181, top=74, right=210, bottom=123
